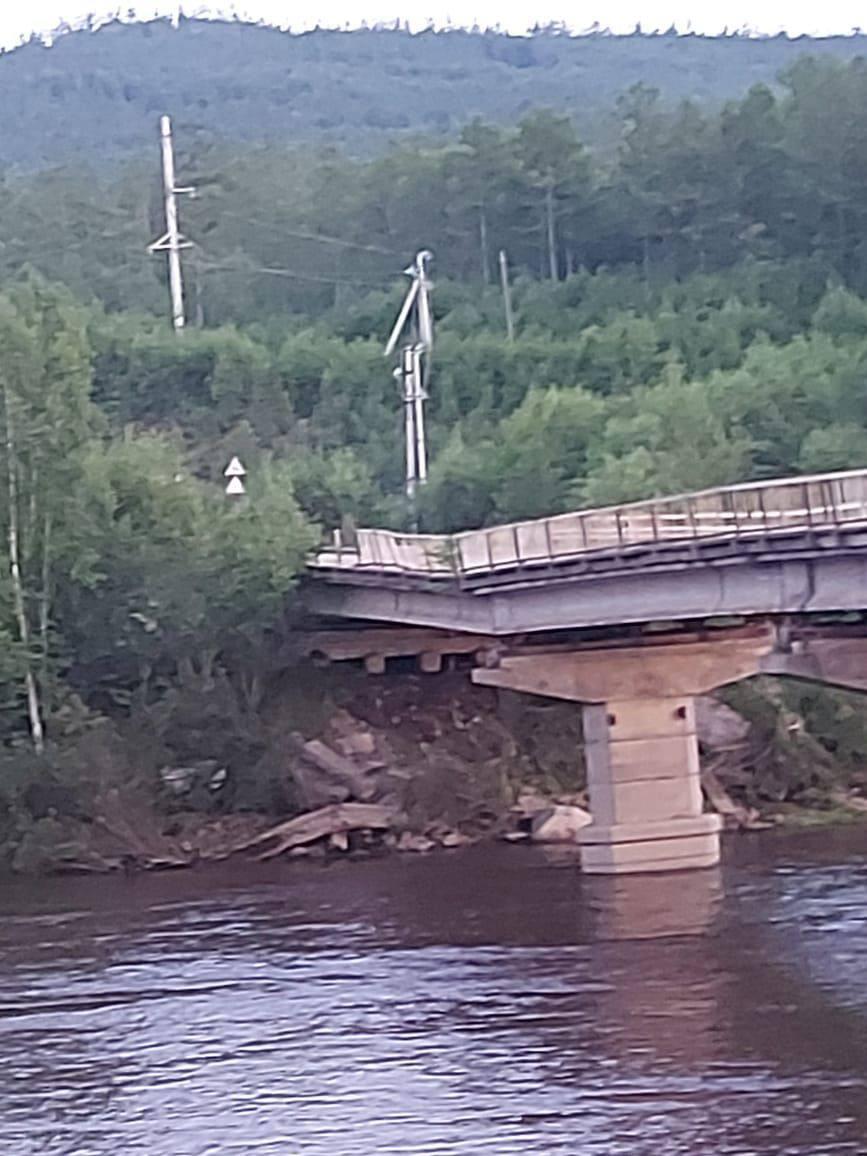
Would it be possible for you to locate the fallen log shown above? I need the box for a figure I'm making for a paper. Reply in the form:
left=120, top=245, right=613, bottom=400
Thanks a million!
left=701, top=763, right=770, bottom=829
left=701, top=764, right=747, bottom=821
left=235, top=802, right=397, bottom=861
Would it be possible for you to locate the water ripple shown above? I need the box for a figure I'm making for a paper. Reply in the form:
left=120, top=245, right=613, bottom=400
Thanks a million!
left=0, top=834, right=864, bottom=1154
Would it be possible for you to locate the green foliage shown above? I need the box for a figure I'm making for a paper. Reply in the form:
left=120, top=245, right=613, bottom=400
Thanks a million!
left=61, top=434, right=315, bottom=677
left=0, top=303, right=316, bottom=740
left=5, top=34, right=867, bottom=777
left=798, top=425, right=867, bottom=474
left=0, top=277, right=99, bottom=739
left=7, top=48, right=867, bottom=329
left=287, top=448, right=383, bottom=529
left=419, top=431, right=498, bottom=532
left=583, top=376, right=754, bottom=505
left=812, top=285, right=867, bottom=339
left=422, top=387, right=604, bottom=529
left=492, top=388, right=605, bottom=519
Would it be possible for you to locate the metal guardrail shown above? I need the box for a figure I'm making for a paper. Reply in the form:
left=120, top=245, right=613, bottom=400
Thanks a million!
left=310, top=468, right=867, bottom=579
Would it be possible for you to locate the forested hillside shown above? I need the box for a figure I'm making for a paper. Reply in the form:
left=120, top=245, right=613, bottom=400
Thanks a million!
left=3, top=19, right=867, bottom=165
left=5, top=52, right=867, bottom=316
left=2, top=33, right=867, bottom=844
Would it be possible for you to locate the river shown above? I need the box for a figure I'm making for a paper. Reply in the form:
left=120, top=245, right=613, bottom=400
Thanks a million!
left=0, top=828, right=865, bottom=1155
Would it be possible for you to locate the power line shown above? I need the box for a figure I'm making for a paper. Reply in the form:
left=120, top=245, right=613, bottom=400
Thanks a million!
left=0, top=230, right=139, bottom=259
left=196, top=256, right=393, bottom=289
left=210, top=210, right=404, bottom=257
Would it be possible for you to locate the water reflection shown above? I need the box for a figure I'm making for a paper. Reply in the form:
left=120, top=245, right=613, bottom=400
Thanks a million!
left=582, top=866, right=724, bottom=940
left=0, top=832, right=864, bottom=1155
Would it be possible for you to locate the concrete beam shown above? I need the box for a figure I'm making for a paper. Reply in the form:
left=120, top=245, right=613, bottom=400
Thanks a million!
left=472, top=631, right=775, bottom=702
left=296, top=627, right=495, bottom=662
left=760, top=637, right=867, bottom=694
left=304, top=582, right=498, bottom=633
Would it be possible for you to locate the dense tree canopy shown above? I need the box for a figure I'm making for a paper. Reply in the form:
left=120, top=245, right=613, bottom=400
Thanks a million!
left=3, top=21, right=867, bottom=167
left=6, top=55, right=867, bottom=320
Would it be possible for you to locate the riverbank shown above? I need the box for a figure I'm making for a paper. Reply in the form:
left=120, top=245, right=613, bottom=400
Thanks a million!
left=1, top=665, right=866, bottom=875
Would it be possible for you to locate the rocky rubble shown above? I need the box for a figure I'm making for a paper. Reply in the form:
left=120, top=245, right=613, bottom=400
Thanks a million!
left=2, top=667, right=866, bottom=875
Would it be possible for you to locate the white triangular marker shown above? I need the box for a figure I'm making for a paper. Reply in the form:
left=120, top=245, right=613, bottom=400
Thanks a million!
left=225, top=476, right=246, bottom=496
left=224, top=456, right=247, bottom=478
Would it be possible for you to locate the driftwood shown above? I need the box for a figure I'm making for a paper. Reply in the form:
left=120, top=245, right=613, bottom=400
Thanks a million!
left=701, top=763, right=770, bottom=829
left=829, top=788, right=867, bottom=813
left=235, top=802, right=397, bottom=860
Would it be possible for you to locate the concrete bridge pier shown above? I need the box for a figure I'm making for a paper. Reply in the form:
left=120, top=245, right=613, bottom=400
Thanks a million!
left=472, top=633, right=779, bottom=875
left=579, top=696, right=720, bottom=874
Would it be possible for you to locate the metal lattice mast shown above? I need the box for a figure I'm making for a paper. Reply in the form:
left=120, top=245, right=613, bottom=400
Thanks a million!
left=386, top=250, right=434, bottom=516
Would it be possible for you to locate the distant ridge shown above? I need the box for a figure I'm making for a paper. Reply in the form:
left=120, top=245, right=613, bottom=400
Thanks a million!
left=3, top=18, right=867, bottom=168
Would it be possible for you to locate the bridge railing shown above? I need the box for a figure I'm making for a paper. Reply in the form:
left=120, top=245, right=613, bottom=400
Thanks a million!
left=311, top=468, right=867, bottom=578
left=311, top=529, right=455, bottom=575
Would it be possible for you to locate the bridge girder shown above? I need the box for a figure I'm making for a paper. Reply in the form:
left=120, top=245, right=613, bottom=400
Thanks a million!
left=305, top=551, right=867, bottom=637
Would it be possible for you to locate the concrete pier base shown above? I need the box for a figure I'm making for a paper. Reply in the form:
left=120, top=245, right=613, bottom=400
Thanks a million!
left=579, top=814, right=722, bottom=873
left=579, top=696, right=721, bottom=874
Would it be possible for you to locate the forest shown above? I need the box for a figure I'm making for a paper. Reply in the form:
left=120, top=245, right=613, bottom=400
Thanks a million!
left=3, top=19, right=867, bottom=166
left=3, top=28, right=867, bottom=862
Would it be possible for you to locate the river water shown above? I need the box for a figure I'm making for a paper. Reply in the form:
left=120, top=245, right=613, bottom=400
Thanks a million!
left=0, top=829, right=865, bottom=1156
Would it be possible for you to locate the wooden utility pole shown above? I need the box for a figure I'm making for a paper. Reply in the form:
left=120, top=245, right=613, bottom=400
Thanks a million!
left=545, top=185, right=558, bottom=282
left=499, top=250, right=515, bottom=342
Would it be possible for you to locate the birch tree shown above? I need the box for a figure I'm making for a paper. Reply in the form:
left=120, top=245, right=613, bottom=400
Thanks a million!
left=0, top=279, right=95, bottom=749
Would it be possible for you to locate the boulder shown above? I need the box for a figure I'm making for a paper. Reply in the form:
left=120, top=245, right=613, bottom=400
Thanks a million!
left=292, top=763, right=351, bottom=810
left=329, top=830, right=350, bottom=852
left=397, top=831, right=436, bottom=853
left=335, top=731, right=378, bottom=759
left=439, top=830, right=473, bottom=849
left=696, top=697, right=750, bottom=750
left=530, top=804, right=593, bottom=843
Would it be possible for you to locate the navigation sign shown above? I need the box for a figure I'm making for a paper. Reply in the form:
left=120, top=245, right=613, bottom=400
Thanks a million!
left=224, top=456, right=247, bottom=478
left=224, top=456, right=247, bottom=497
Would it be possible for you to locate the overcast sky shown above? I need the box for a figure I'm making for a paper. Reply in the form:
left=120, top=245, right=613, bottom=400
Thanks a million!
left=3, top=1, right=866, bottom=49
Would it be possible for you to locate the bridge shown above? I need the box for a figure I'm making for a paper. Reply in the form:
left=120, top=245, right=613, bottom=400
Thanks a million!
left=305, top=469, right=867, bottom=875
